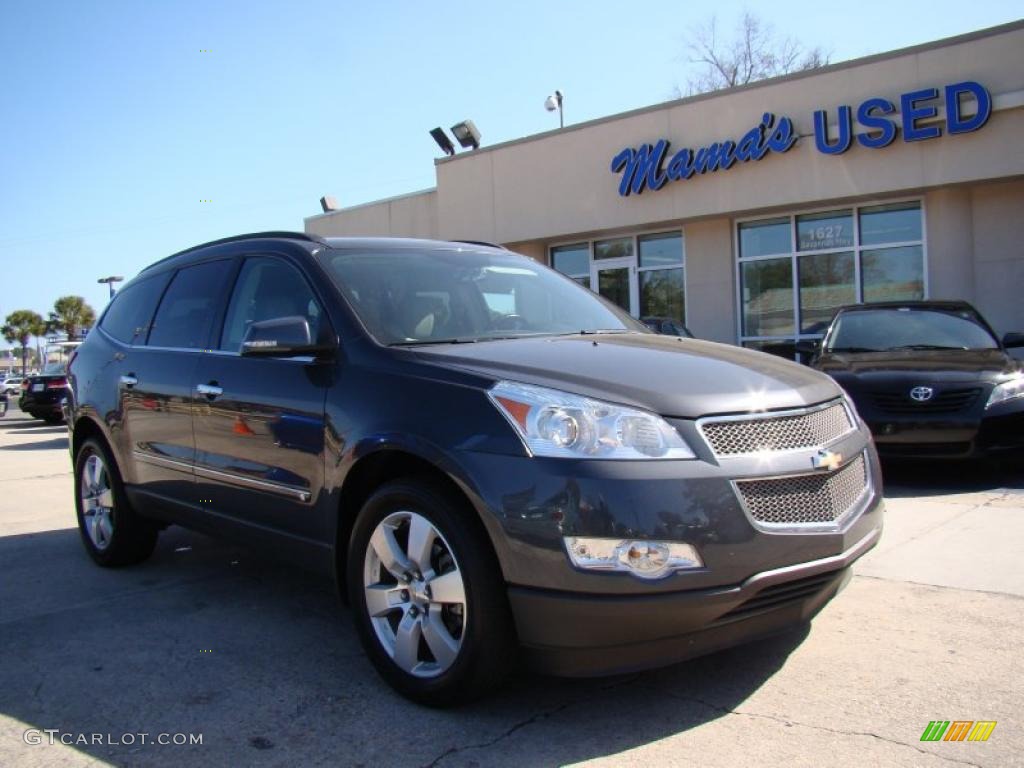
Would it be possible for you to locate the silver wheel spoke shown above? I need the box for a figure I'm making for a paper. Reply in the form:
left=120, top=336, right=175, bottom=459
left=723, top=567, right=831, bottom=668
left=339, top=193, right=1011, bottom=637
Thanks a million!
left=96, top=488, right=114, bottom=509
left=422, top=611, right=460, bottom=669
left=96, top=511, right=113, bottom=545
left=364, top=584, right=398, bottom=617
left=406, top=514, right=435, bottom=573
left=392, top=612, right=422, bottom=673
left=370, top=525, right=411, bottom=579
left=428, top=569, right=466, bottom=605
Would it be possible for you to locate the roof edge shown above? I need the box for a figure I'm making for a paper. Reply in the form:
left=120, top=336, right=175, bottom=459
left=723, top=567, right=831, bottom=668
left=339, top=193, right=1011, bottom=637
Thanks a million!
left=435, top=18, right=1024, bottom=164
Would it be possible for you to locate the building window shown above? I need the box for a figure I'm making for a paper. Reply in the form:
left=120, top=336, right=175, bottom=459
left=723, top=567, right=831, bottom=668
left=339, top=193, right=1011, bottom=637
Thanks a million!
left=551, top=243, right=590, bottom=286
left=737, top=200, right=924, bottom=358
left=638, top=232, right=685, bottom=326
left=550, top=230, right=685, bottom=323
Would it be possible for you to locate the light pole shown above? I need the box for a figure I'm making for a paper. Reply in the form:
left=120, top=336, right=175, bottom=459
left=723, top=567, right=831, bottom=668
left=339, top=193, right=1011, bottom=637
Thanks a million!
left=98, top=275, right=124, bottom=299
left=544, top=90, right=564, bottom=129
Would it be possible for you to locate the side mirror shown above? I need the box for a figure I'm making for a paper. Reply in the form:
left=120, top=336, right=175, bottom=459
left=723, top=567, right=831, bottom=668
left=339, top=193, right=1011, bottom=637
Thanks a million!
left=240, top=316, right=333, bottom=358
left=1002, top=332, right=1024, bottom=349
left=795, top=339, right=820, bottom=356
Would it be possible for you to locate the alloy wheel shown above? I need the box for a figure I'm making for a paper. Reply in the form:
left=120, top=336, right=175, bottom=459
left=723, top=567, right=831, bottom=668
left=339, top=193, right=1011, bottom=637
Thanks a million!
left=81, top=453, right=115, bottom=551
left=362, top=510, right=467, bottom=678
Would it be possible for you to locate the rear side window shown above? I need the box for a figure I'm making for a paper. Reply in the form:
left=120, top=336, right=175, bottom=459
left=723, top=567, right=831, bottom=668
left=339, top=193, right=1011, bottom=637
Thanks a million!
left=99, top=273, right=171, bottom=344
left=219, top=256, right=323, bottom=351
left=147, top=260, right=233, bottom=349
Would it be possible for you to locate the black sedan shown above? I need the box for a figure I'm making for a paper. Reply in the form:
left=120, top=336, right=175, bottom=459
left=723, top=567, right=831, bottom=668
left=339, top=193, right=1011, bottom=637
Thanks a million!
left=19, top=363, right=71, bottom=423
left=804, top=301, right=1024, bottom=458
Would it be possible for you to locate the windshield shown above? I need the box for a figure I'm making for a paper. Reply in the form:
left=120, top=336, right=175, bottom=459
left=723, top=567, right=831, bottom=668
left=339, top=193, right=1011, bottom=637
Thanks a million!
left=320, top=247, right=645, bottom=345
left=825, top=308, right=999, bottom=353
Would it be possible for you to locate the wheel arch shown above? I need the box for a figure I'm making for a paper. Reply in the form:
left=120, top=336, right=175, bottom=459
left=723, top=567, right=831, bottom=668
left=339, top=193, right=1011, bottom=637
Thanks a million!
left=335, top=447, right=510, bottom=602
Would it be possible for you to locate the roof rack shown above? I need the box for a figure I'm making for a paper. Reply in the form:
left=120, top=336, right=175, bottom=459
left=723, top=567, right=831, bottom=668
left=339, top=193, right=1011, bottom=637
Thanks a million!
left=450, top=239, right=508, bottom=250
left=142, top=231, right=327, bottom=272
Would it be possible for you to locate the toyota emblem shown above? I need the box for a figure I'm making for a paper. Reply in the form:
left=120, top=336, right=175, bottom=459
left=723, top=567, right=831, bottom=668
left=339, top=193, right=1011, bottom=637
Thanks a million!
left=909, top=386, right=935, bottom=402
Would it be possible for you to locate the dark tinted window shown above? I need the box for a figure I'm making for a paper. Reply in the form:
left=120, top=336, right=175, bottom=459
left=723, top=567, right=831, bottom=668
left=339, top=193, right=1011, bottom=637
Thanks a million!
left=147, top=260, right=233, bottom=349
left=826, top=308, right=998, bottom=352
left=98, top=273, right=170, bottom=344
left=220, top=257, right=323, bottom=351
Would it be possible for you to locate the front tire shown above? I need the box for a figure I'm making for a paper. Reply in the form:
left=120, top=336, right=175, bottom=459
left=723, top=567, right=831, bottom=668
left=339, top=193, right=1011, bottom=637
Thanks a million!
left=347, top=478, right=516, bottom=706
left=74, top=438, right=158, bottom=566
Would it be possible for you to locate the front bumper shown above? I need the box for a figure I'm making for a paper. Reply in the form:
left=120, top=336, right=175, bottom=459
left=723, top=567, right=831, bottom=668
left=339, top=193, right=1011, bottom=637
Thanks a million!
left=867, top=405, right=1024, bottom=458
left=510, top=526, right=879, bottom=676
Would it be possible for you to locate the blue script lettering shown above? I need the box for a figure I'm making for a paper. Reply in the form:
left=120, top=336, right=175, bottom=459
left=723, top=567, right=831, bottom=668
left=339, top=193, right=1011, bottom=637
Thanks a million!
left=610, top=113, right=795, bottom=197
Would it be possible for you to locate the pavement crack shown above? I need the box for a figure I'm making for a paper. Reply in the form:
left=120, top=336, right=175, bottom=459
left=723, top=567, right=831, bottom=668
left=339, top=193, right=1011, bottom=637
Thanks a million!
left=655, top=689, right=982, bottom=768
left=420, top=675, right=642, bottom=768
left=856, top=573, right=1023, bottom=601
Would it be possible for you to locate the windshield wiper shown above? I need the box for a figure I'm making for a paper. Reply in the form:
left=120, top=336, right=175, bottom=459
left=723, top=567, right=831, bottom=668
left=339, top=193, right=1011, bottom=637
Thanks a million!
left=828, top=346, right=882, bottom=353
left=887, top=344, right=968, bottom=351
left=388, top=338, right=477, bottom=347
left=577, top=329, right=635, bottom=335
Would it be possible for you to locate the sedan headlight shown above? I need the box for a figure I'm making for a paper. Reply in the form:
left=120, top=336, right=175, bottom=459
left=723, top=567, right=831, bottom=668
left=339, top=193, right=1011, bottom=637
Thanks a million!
left=986, top=374, right=1024, bottom=408
left=489, top=380, right=695, bottom=459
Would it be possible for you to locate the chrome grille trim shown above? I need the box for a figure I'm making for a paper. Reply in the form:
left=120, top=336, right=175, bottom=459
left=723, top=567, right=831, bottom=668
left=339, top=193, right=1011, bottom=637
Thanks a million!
left=733, top=452, right=870, bottom=532
left=698, top=400, right=855, bottom=457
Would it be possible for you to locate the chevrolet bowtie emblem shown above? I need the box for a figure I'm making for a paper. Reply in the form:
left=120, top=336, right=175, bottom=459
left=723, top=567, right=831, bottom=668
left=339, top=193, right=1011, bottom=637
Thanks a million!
left=812, top=449, right=843, bottom=471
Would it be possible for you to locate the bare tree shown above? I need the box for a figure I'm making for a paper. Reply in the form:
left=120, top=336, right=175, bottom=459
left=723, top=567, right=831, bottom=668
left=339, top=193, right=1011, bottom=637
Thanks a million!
left=674, top=12, right=831, bottom=97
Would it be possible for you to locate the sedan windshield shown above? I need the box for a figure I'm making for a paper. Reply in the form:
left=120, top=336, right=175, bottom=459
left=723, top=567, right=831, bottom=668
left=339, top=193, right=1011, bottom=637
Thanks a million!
left=320, top=247, right=645, bottom=345
left=825, top=308, right=999, bottom=353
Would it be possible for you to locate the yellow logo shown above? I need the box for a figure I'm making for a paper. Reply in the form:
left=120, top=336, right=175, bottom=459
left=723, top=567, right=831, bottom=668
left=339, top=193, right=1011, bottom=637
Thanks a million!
left=812, top=449, right=843, bottom=471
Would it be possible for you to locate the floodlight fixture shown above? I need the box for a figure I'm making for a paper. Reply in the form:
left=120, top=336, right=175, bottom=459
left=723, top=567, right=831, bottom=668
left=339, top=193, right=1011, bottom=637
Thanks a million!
left=430, top=127, right=457, bottom=156
left=450, top=120, right=481, bottom=150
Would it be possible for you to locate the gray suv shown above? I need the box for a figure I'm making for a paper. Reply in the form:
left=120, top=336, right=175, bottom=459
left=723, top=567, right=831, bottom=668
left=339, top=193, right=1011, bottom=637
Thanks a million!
left=66, top=233, right=883, bottom=705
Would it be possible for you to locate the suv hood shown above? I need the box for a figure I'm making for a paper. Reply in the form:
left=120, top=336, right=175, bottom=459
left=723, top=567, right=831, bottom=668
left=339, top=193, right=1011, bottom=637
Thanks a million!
left=816, top=348, right=1019, bottom=383
left=410, top=333, right=839, bottom=419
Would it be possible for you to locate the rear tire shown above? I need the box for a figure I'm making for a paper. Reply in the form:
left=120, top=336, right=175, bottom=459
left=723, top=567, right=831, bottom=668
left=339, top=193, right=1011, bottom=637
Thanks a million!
left=74, top=437, right=158, bottom=567
left=347, top=478, right=516, bottom=706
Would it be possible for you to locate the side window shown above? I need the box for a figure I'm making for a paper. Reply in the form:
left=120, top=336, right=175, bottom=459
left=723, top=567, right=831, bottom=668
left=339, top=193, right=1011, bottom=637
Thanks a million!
left=98, top=273, right=171, bottom=344
left=147, top=260, right=233, bottom=349
left=219, top=256, right=323, bottom=351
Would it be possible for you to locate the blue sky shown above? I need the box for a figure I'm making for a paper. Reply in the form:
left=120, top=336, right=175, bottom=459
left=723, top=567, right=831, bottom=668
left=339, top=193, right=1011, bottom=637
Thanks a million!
left=1, top=0, right=1021, bottom=337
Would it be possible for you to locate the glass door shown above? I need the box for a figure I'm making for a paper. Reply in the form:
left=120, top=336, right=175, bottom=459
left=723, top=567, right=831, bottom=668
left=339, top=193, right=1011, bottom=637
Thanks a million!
left=591, top=257, right=637, bottom=315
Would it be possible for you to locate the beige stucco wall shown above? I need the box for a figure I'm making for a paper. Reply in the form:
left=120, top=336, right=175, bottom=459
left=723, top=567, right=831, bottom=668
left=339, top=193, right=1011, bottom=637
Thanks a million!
left=305, top=189, right=438, bottom=239
left=970, top=179, right=1024, bottom=338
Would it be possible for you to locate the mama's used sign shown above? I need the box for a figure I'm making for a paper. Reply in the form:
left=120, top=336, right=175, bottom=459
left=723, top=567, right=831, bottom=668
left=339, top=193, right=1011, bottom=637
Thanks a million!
left=611, top=81, right=991, bottom=197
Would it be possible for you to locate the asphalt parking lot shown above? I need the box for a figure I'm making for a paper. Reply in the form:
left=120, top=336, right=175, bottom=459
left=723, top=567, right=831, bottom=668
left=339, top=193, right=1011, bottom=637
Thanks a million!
left=1, top=404, right=1022, bottom=768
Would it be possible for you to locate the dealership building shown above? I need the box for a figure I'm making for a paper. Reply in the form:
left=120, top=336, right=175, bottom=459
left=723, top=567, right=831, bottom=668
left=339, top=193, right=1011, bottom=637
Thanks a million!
left=305, top=21, right=1024, bottom=357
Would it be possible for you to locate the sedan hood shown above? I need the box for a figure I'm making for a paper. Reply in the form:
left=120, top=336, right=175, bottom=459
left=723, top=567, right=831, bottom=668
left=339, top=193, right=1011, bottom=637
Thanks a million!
left=411, top=333, right=839, bottom=419
left=816, top=348, right=1019, bottom=383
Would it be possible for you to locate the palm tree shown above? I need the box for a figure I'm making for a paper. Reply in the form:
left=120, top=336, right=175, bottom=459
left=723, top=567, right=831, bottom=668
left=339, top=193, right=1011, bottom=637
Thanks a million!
left=49, top=295, right=96, bottom=341
left=2, top=310, right=47, bottom=375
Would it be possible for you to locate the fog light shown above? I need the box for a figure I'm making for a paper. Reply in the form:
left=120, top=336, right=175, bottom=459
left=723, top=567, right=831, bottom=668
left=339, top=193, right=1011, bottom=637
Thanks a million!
left=565, top=537, right=703, bottom=580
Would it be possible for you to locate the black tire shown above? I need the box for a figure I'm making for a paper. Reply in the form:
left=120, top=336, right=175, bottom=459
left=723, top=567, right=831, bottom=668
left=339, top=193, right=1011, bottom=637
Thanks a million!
left=74, top=437, right=159, bottom=567
left=43, top=415, right=65, bottom=425
left=347, top=477, right=516, bottom=706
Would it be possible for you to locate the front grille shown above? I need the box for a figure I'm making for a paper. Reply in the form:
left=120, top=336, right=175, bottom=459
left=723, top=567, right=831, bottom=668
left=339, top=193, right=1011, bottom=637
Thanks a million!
left=870, top=387, right=981, bottom=415
left=735, top=453, right=868, bottom=528
left=700, top=401, right=853, bottom=456
left=716, top=569, right=843, bottom=623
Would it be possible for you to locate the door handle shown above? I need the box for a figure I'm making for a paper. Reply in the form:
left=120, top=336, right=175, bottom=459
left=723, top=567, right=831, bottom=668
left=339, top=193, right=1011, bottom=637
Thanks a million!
left=119, top=374, right=138, bottom=388
left=196, top=383, right=223, bottom=399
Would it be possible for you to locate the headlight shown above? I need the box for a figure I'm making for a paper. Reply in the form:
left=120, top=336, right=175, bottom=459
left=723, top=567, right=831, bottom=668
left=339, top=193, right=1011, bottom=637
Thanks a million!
left=986, top=374, right=1024, bottom=408
left=565, top=537, right=703, bottom=579
left=489, top=380, right=695, bottom=459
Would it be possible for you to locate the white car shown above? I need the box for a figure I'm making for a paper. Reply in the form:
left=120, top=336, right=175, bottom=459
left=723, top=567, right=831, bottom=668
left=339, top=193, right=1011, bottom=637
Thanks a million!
left=2, top=377, right=24, bottom=395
